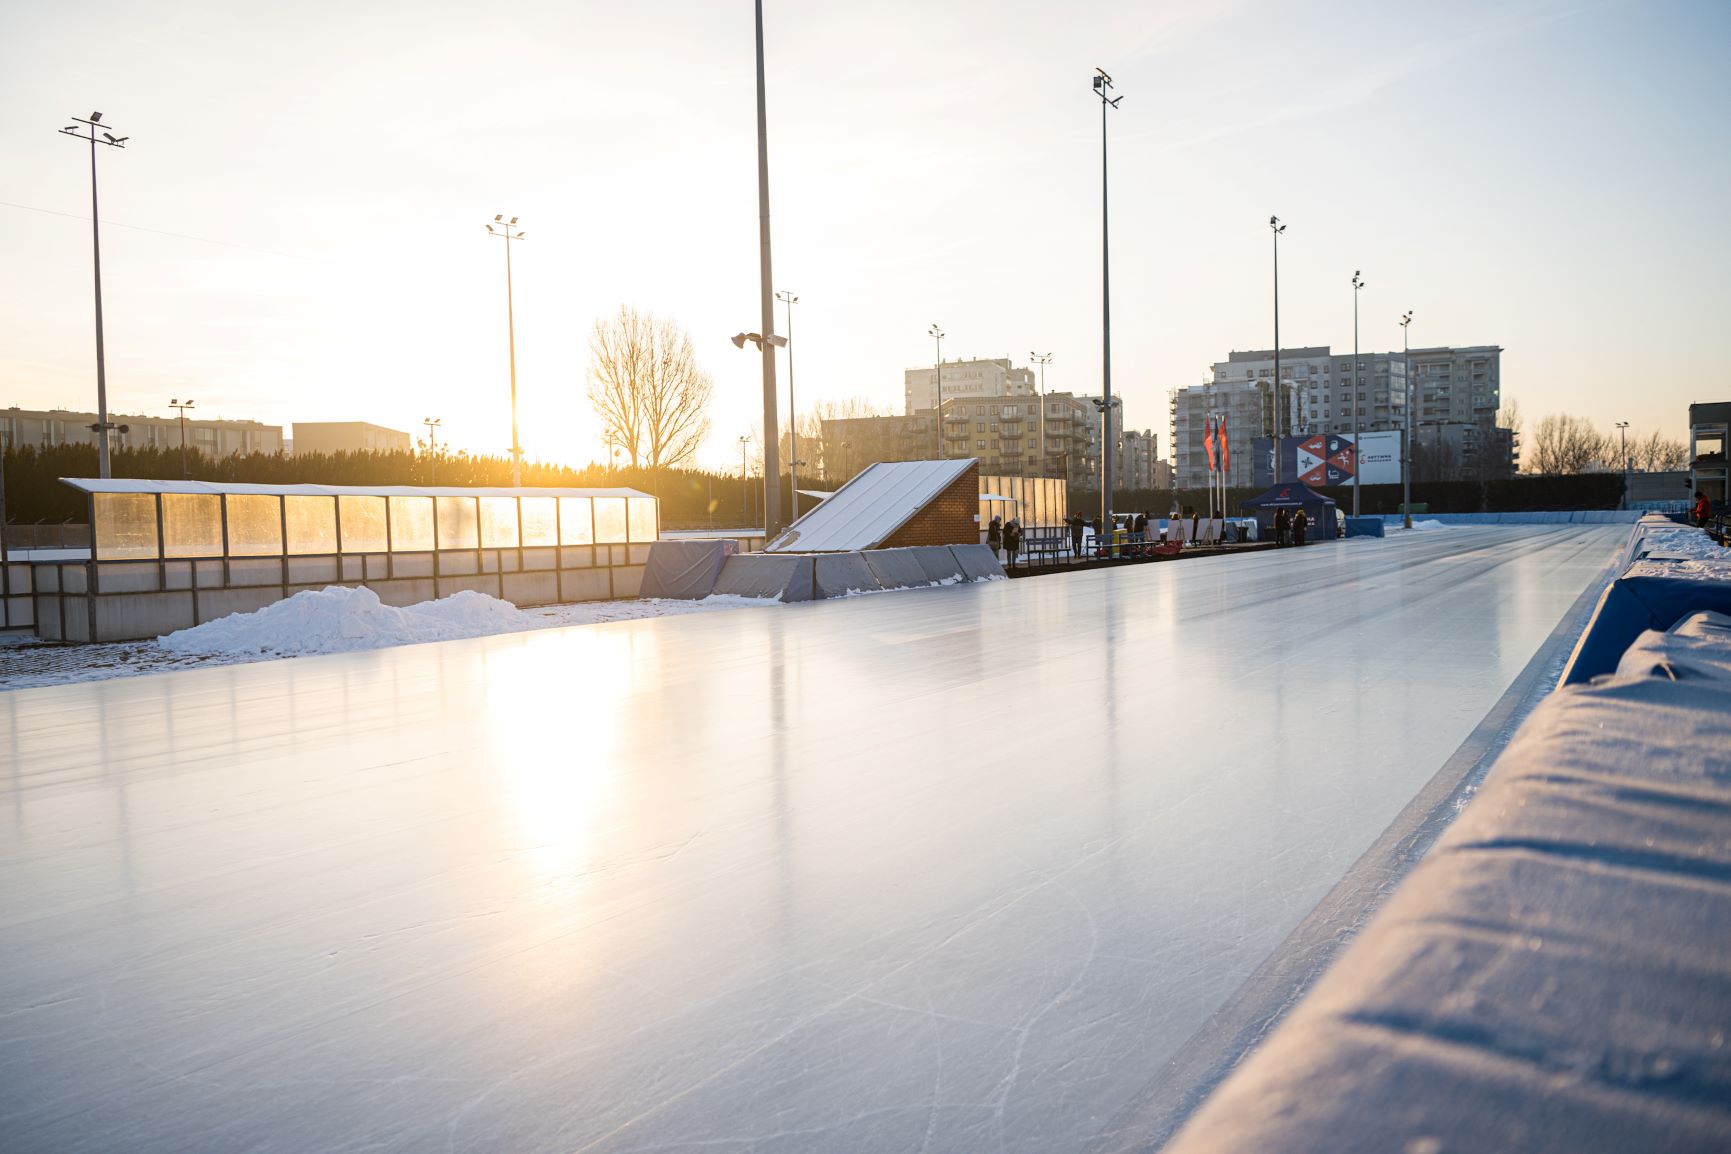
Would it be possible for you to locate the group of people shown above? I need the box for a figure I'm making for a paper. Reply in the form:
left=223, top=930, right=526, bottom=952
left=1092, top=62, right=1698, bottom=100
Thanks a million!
left=986, top=515, right=1026, bottom=565
left=1271, top=507, right=1310, bottom=547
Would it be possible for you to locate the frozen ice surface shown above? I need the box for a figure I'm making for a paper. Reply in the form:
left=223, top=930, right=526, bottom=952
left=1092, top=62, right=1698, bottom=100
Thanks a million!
left=0, top=525, right=1625, bottom=1153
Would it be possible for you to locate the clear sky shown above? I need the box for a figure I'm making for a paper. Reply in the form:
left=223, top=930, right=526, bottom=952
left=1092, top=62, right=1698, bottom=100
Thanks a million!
left=2, top=0, right=1726, bottom=468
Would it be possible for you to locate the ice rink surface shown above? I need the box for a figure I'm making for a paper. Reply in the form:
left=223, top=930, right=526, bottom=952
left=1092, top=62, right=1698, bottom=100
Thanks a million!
left=1, top=526, right=1623, bottom=1153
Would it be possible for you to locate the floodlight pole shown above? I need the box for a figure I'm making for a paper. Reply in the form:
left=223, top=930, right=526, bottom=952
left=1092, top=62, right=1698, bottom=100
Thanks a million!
left=423, top=416, right=442, bottom=485
left=170, top=398, right=195, bottom=479
left=485, top=215, right=525, bottom=486
left=1031, top=351, right=1052, bottom=478
left=753, top=0, right=783, bottom=536
left=1095, top=69, right=1121, bottom=533
left=777, top=289, right=799, bottom=519
left=1616, top=420, right=1630, bottom=509
left=1352, top=271, right=1364, bottom=516
left=1270, top=216, right=1286, bottom=484
left=59, top=113, right=127, bottom=479
left=739, top=434, right=752, bottom=528
left=1400, top=310, right=1414, bottom=529
left=929, top=324, right=945, bottom=459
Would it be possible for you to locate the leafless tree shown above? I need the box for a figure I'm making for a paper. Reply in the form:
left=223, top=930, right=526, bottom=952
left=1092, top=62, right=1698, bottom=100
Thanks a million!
left=1527, top=413, right=1610, bottom=474
left=586, top=306, right=714, bottom=469
left=1497, top=397, right=1523, bottom=438
left=1630, top=429, right=1688, bottom=472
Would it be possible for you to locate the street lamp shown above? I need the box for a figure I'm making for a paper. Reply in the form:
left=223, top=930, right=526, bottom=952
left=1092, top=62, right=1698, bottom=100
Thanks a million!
left=169, top=398, right=195, bottom=479
left=1030, top=351, right=1052, bottom=478
left=1351, top=270, right=1365, bottom=516
left=423, top=416, right=442, bottom=485
left=1400, top=310, right=1414, bottom=529
left=929, top=324, right=945, bottom=459
left=739, top=434, right=752, bottom=528
left=58, top=112, right=128, bottom=480
left=776, top=290, right=800, bottom=519
left=1094, top=68, right=1123, bottom=533
left=1616, top=420, right=1630, bottom=509
left=484, top=214, right=525, bottom=487
left=1269, top=215, right=1287, bottom=483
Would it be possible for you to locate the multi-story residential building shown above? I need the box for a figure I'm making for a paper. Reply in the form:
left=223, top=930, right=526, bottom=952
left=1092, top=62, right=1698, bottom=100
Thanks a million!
left=816, top=413, right=939, bottom=482
left=1175, top=343, right=1507, bottom=487
left=904, top=357, right=1036, bottom=415
left=292, top=422, right=412, bottom=455
left=0, top=406, right=283, bottom=456
left=1118, top=428, right=1158, bottom=490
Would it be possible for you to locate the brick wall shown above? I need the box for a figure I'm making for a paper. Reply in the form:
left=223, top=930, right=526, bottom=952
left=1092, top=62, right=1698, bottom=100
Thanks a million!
left=881, top=462, right=981, bottom=548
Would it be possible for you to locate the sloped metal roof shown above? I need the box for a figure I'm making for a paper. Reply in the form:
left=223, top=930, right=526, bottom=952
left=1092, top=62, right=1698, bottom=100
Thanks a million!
left=59, top=478, right=651, bottom=499
left=764, top=459, right=975, bottom=553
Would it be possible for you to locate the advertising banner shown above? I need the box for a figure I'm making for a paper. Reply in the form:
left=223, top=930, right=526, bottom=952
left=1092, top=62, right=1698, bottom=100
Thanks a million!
left=1252, top=431, right=1402, bottom=488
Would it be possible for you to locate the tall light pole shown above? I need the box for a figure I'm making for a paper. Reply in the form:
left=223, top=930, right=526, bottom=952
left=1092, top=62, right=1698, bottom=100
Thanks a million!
left=1270, top=215, right=1286, bottom=484
left=423, top=416, right=442, bottom=485
left=1094, top=68, right=1122, bottom=532
left=169, top=398, right=195, bottom=479
left=1031, top=351, right=1052, bottom=478
left=752, top=0, right=783, bottom=536
left=59, top=112, right=128, bottom=480
left=739, top=434, right=752, bottom=528
left=1400, top=310, right=1414, bottom=529
left=1616, top=420, right=1630, bottom=509
left=929, top=324, right=945, bottom=459
left=484, top=215, right=525, bottom=486
left=1351, top=270, right=1365, bottom=516
left=777, top=290, right=800, bottom=519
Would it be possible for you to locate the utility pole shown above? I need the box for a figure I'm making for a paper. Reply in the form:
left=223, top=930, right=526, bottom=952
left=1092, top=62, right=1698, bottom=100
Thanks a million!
left=170, top=398, right=195, bottom=479
left=1094, top=68, right=1122, bottom=535
left=1270, top=216, right=1286, bottom=484
left=1351, top=271, right=1365, bottom=516
left=777, top=290, right=799, bottom=519
left=739, top=434, right=752, bottom=528
left=753, top=0, right=783, bottom=536
left=1616, top=420, right=1630, bottom=509
left=1031, top=351, right=1052, bottom=478
left=58, top=112, right=128, bottom=480
left=484, top=215, right=525, bottom=486
left=929, top=324, right=945, bottom=459
left=1400, top=310, right=1414, bottom=529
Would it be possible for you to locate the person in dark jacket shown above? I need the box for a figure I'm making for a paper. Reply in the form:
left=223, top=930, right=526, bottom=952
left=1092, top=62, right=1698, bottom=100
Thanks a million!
left=1004, top=519, right=1023, bottom=567
left=1695, top=490, right=1713, bottom=528
left=1274, top=507, right=1290, bottom=546
left=1293, top=507, right=1309, bottom=546
left=987, top=515, right=1003, bottom=559
left=1065, top=513, right=1086, bottom=558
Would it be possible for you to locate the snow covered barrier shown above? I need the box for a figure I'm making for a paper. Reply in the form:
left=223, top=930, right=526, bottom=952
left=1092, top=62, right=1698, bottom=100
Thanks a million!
left=160, top=586, right=539, bottom=656
left=638, top=539, right=735, bottom=600
left=949, top=543, right=1007, bottom=582
left=1161, top=611, right=1731, bottom=1154
left=812, top=553, right=882, bottom=599
left=709, top=554, right=815, bottom=603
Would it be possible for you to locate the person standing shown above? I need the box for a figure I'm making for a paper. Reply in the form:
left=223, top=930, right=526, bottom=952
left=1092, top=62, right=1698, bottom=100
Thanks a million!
left=1695, top=490, right=1713, bottom=529
left=1293, top=507, right=1309, bottom=547
left=987, top=515, right=1003, bottom=559
left=1274, top=507, right=1289, bottom=547
left=1067, top=513, right=1086, bottom=559
left=1004, top=518, right=1023, bottom=567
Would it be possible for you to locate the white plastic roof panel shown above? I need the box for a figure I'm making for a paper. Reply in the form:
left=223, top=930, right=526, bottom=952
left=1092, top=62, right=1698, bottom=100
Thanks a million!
left=60, top=478, right=652, bottom=499
left=764, top=458, right=975, bottom=553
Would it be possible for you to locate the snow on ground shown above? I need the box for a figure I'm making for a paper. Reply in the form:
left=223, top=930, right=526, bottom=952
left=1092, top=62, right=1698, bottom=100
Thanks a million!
left=1, top=588, right=781, bottom=691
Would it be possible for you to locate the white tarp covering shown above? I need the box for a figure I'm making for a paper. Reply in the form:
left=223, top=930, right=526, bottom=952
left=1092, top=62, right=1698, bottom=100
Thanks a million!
left=764, top=459, right=975, bottom=554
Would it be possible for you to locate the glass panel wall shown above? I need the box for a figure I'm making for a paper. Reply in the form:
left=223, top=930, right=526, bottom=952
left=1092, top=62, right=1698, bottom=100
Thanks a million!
left=92, top=493, right=159, bottom=560
left=227, top=494, right=284, bottom=557
left=338, top=495, right=389, bottom=553
left=627, top=497, right=659, bottom=542
left=389, top=496, right=435, bottom=551
left=594, top=497, right=628, bottom=544
left=479, top=497, right=521, bottom=548
left=163, top=494, right=223, bottom=558
left=520, top=497, right=558, bottom=547
left=285, top=495, right=338, bottom=555
left=558, top=497, right=594, bottom=545
left=436, top=496, right=479, bottom=549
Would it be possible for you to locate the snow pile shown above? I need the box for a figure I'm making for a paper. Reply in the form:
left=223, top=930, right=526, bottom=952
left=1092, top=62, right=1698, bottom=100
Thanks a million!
left=161, top=586, right=546, bottom=656
left=1635, top=527, right=1729, bottom=561
left=1409, top=519, right=1449, bottom=531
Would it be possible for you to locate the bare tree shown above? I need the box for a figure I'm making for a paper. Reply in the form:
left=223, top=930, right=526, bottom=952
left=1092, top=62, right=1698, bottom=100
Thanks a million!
left=1497, top=397, right=1523, bottom=438
left=1527, top=414, right=1610, bottom=475
left=586, top=306, right=714, bottom=469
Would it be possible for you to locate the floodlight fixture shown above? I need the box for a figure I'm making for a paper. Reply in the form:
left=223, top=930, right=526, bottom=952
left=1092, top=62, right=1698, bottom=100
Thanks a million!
left=57, top=109, right=130, bottom=478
